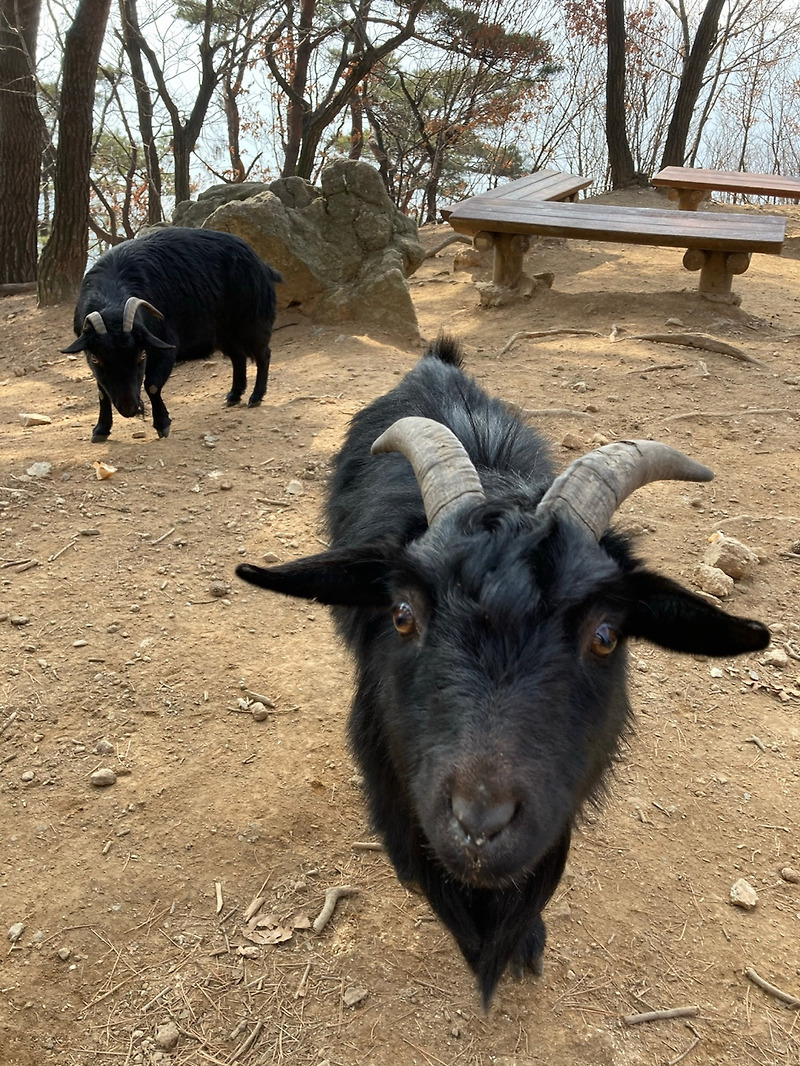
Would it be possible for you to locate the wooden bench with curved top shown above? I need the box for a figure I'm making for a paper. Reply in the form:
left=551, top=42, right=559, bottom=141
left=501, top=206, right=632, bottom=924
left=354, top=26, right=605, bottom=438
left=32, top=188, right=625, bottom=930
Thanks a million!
left=446, top=195, right=786, bottom=298
left=652, top=166, right=800, bottom=211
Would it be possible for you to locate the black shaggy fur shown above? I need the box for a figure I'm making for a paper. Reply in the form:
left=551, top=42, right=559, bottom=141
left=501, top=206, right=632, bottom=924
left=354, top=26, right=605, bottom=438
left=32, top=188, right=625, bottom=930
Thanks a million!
left=62, top=228, right=282, bottom=441
left=237, top=336, right=769, bottom=1005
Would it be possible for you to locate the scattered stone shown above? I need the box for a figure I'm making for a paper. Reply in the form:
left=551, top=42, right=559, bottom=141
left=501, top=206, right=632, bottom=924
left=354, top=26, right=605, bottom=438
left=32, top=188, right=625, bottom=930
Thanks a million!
left=286, top=479, right=304, bottom=495
left=20, top=771, right=35, bottom=783
left=10, top=615, right=30, bottom=626
left=343, top=986, right=369, bottom=1008
left=262, top=552, right=280, bottom=564
left=203, top=434, right=218, bottom=448
left=73, top=639, right=89, bottom=648
left=730, top=878, right=758, bottom=909
left=561, top=433, right=583, bottom=451
left=57, top=947, right=71, bottom=961
left=665, top=317, right=684, bottom=327
left=95, top=739, right=115, bottom=755
left=90, top=768, right=118, bottom=788
left=8, top=922, right=25, bottom=943
left=26, top=461, right=52, bottom=478
left=693, top=563, right=734, bottom=599
left=19, top=413, right=52, bottom=427
left=79, top=529, right=101, bottom=537
left=704, top=532, right=759, bottom=580
left=250, top=702, right=270, bottom=722
left=209, top=580, right=230, bottom=598
left=220, top=481, right=233, bottom=491
left=780, top=866, right=800, bottom=884
left=761, top=647, right=788, bottom=668
left=154, top=1021, right=180, bottom=1050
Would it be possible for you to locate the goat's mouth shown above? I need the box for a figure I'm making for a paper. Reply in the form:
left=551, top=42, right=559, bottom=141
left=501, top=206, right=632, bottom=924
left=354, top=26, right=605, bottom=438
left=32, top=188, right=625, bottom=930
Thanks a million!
left=114, top=396, right=144, bottom=418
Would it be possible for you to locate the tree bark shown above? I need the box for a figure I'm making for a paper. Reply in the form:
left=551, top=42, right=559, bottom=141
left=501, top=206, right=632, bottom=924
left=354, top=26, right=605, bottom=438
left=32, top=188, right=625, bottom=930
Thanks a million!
left=120, top=0, right=162, bottom=223
left=660, top=0, right=726, bottom=169
left=38, top=0, right=113, bottom=306
left=0, top=0, right=44, bottom=283
left=605, top=0, right=635, bottom=189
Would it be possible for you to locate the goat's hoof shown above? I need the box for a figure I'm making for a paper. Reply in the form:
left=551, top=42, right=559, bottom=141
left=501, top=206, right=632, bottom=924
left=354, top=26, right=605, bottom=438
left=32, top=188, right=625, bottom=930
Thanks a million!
left=91, top=431, right=110, bottom=443
left=247, top=395, right=264, bottom=408
left=226, top=395, right=242, bottom=407
left=156, top=425, right=171, bottom=439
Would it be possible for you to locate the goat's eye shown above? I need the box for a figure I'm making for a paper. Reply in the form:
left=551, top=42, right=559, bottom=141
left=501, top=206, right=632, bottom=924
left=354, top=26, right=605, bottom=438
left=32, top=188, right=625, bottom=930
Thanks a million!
left=392, top=601, right=417, bottom=637
left=137, top=352, right=146, bottom=364
left=590, top=622, right=618, bottom=657
left=89, top=354, right=101, bottom=366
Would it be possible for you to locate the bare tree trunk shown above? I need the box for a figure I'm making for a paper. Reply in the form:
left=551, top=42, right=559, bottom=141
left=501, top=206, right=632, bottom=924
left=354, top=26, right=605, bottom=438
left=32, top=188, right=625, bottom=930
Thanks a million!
left=660, top=0, right=726, bottom=169
left=0, top=0, right=44, bottom=283
left=282, top=0, right=316, bottom=176
left=120, top=0, right=162, bottom=223
left=605, top=0, right=635, bottom=188
left=37, top=0, right=113, bottom=306
left=349, top=93, right=364, bottom=159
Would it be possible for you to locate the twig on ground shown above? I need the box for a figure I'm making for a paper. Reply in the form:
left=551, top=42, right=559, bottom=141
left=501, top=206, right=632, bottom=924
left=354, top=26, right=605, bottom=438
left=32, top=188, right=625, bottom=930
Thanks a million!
left=623, top=1006, right=699, bottom=1026
left=0, top=711, right=18, bottom=736
left=313, top=885, right=358, bottom=933
left=214, top=882, right=223, bottom=915
left=626, top=361, right=689, bottom=374
left=423, top=234, right=472, bottom=258
left=48, top=539, right=77, bottom=562
left=149, top=527, right=175, bottom=545
left=630, top=332, right=765, bottom=366
left=666, top=1033, right=702, bottom=1065
left=518, top=407, right=593, bottom=419
left=746, top=735, right=767, bottom=753
left=294, top=961, right=312, bottom=999
left=230, top=1019, right=263, bottom=1061
left=745, top=966, right=800, bottom=1007
left=500, top=328, right=602, bottom=355
left=244, top=690, right=275, bottom=708
left=352, top=841, right=384, bottom=851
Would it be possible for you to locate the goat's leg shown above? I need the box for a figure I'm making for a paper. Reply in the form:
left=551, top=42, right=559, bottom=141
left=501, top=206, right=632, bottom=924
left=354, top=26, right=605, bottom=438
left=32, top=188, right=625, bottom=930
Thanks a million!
left=226, top=351, right=247, bottom=406
left=92, top=390, right=114, bottom=442
left=247, top=344, right=271, bottom=407
left=146, top=383, right=172, bottom=438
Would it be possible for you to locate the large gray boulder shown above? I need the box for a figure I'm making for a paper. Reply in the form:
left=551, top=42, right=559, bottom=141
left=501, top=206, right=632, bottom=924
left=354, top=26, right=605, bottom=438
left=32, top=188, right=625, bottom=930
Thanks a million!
left=173, top=162, right=424, bottom=340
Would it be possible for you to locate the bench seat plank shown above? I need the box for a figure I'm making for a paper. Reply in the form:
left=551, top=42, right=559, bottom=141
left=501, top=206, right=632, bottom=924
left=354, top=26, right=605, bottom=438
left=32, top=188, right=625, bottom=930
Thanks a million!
left=441, top=170, right=592, bottom=220
left=652, top=166, right=800, bottom=202
left=448, top=199, right=786, bottom=254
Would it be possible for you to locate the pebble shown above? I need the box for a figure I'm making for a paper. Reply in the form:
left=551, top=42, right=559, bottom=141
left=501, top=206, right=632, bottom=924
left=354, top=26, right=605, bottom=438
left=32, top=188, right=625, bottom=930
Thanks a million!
left=10, top=615, right=30, bottom=626
left=730, top=878, right=758, bottom=909
left=19, top=413, right=52, bottom=427
left=666, top=317, right=684, bottom=327
left=95, top=739, right=115, bottom=755
left=561, top=432, right=583, bottom=450
left=154, top=1021, right=180, bottom=1050
left=209, top=580, right=230, bottom=598
left=57, top=947, right=71, bottom=961
left=342, top=986, right=368, bottom=1008
left=26, top=461, right=52, bottom=478
left=780, top=866, right=800, bottom=884
left=20, top=771, right=35, bottom=783
left=761, top=647, right=788, bottom=668
left=8, top=922, right=25, bottom=943
left=250, top=702, right=270, bottom=722
left=73, top=639, right=89, bottom=648
left=262, top=552, right=280, bottom=564
left=90, top=768, right=118, bottom=788
left=693, top=563, right=734, bottom=599
left=704, top=532, right=759, bottom=580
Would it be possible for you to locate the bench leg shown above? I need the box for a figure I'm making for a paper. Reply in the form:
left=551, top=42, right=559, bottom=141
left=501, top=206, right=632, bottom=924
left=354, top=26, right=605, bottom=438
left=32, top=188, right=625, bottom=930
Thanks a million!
left=682, top=248, right=751, bottom=296
left=474, top=231, right=531, bottom=287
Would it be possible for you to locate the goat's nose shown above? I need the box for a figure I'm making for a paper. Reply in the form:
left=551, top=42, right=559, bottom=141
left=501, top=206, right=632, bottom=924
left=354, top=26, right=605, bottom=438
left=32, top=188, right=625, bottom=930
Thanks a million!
left=451, top=790, right=516, bottom=846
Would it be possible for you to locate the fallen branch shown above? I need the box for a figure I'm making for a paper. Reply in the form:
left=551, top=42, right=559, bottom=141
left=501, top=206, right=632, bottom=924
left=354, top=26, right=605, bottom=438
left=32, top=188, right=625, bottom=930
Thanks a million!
left=666, top=1034, right=701, bottom=1065
left=626, top=361, right=689, bottom=375
left=423, top=234, right=472, bottom=258
left=745, top=966, right=800, bottom=1007
left=500, top=328, right=602, bottom=356
left=665, top=407, right=799, bottom=423
left=313, top=885, right=357, bottom=934
left=0, top=281, right=37, bottom=296
left=352, top=841, right=384, bottom=851
left=230, top=1019, right=263, bottom=1061
left=0, top=711, right=18, bottom=736
left=630, top=333, right=765, bottom=367
left=518, top=407, right=593, bottom=419
left=623, top=1006, right=699, bottom=1026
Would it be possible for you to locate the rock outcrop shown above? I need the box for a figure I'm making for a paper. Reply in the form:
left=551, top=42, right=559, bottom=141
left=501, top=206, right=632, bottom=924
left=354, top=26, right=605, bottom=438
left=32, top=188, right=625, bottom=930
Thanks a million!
left=173, top=162, right=424, bottom=340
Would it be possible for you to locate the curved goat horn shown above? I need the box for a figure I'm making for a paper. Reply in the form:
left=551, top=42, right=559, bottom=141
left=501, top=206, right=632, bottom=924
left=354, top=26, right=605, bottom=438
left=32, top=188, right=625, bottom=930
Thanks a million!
left=537, top=439, right=713, bottom=541
left=83, top=311, right=107, bottom=335
left=122, top=297, right=165, bottom=332
left=371, top=416, right=485, bottom=527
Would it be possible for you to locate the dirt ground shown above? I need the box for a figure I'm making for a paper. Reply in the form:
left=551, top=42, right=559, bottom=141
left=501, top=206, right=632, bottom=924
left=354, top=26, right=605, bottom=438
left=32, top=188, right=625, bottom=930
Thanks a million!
left=2, top=189, right=799, bottom=1066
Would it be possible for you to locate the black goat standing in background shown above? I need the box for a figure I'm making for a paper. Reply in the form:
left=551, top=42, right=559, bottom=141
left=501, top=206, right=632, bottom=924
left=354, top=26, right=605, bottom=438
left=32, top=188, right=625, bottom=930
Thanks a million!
left=62, top=228, right=282, bottom=441
left=237, top=336, right=769, bottom=1005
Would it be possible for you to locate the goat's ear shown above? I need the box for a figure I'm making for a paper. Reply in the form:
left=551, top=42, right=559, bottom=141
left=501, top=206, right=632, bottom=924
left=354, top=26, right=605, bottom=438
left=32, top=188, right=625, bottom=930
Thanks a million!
left=61, top=335, right=89, bottom=354
left=236, top=546, right=393, bottom=607
left=625, top=571, right=770, bottom=656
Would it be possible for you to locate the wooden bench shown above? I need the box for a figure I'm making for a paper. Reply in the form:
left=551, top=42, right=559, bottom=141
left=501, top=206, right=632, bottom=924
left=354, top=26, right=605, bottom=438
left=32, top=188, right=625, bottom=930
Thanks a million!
left=446, top=198, right=786, bottom=298
left=441, top=170, right=592, bottom=222
left=652, top=166, right=800, bottom=211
